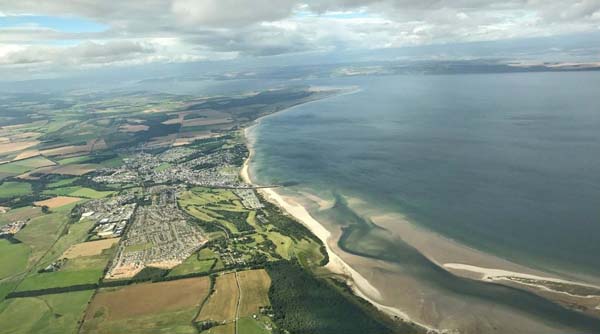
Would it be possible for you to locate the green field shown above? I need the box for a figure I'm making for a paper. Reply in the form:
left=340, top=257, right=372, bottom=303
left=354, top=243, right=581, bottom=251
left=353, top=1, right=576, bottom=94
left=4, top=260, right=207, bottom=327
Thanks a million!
left=0, top=281, right=19, bottom=302
left=0, top=239, right=30, bottom=280
left=237, top=317, right=270, bottom=334
left=202, top=323, right=235, bottom=334
left=0, top=156, right=54, bottom=174
left=15, top=219, right=112, bottom=292
left=36, top=219, right=94, bottom=268
left=43, top=186, right=114, bottom=199
left=0, top=181, right=32, bottom=199
left=168, top=254, right=215, bottom=277
left=0, top=290, right=94, bottom=334
left=14, top=211, right=68, bottom=267
left=99, top=156, right=123, bottom=168
left=46, top=177, right=78, bottom=189
left=15, top=269, right=102, bottom=291
left=56, top=155, right=91, bottom=165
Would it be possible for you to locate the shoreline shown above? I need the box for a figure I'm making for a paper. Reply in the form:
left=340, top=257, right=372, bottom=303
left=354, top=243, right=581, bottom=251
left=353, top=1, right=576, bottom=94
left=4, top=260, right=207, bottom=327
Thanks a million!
left=241, top=118, right=439, bottom=333
left=239, top=92, right=600, bottom=332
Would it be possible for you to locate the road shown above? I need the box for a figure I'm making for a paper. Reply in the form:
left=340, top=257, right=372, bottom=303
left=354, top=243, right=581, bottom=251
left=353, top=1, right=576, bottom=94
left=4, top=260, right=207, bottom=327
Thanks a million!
left=234, top=271, right=242, bottom=334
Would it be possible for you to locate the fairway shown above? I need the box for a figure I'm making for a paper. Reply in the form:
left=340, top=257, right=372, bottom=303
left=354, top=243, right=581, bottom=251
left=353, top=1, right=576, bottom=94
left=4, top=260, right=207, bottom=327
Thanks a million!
left=196, top=273, right=239, bottom=322
left=265, top=231, right=293, bottom=259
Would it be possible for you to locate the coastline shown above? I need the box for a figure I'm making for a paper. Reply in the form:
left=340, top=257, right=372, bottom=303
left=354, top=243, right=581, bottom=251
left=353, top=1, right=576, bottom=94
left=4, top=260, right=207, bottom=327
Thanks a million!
left=239, top=94, right=600, bottom=332
left=241, top=120, right=438, bottom=333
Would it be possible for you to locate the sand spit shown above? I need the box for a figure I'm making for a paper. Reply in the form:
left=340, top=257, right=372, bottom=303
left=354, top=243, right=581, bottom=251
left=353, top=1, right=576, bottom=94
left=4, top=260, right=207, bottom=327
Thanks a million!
left=444, top=263, right=600, bottom=288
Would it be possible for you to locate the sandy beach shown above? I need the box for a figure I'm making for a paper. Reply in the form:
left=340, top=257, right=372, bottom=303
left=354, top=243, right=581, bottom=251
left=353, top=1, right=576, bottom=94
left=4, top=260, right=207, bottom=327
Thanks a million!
left=242, top=129, right=379, bottom=297
left=241, top=124, right=439, bottom=332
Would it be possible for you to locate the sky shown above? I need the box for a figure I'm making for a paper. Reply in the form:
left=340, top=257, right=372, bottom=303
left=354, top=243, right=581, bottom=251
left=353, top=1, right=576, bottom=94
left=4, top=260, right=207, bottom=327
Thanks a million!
left=1, top=1, right=599, bottom=80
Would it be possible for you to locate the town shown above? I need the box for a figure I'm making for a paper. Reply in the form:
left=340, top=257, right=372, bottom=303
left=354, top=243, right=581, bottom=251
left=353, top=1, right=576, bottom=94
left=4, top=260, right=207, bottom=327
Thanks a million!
left=92, top=142, right=254, bottom=188
left=106, top=186, right=207, bottom=279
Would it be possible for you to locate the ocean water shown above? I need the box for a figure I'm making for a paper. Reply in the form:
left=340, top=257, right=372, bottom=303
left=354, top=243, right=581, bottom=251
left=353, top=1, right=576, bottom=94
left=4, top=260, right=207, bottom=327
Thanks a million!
left=249, top=72, right=600, bottom=331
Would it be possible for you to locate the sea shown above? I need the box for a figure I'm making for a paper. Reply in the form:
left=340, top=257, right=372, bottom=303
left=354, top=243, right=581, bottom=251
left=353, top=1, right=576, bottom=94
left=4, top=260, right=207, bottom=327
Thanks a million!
left=247, top=72, right=600, bottom=333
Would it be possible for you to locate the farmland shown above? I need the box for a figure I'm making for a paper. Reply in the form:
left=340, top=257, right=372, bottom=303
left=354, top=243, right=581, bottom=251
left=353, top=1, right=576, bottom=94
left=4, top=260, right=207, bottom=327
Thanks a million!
left=238, top=317, right=270, bottom=334
left=33, top=196, right=82, bottom=208
left=12, top=217, right=113, bottom=293
left=194, top=269, right=273, bottom=333
left=0, top=141, right=39, bottom=155
left=15, top=269, right=103, bottom=291
left=0, top=206, right=42, bottom=225
left=81, top=277, right=210, bottom=334
left=238, top=269, right=271, bottom=317
left=0, top=156, right=55, bottom=175
left=62, top=238, right=120, bottom=259
left=196, top=273, right=239, bottom=323
left=43, top=186, right=114, bottom=199
left=0, top=87, right=412, bottom=334
left=167, top=253, right=216, bottom=277
left=15, top=210, right=71, bottom=267
left=0, top=181, right=31, bottom=199
left=0, top=290, right=94, bottom=334
left=0, top=239, right=30, bottom=280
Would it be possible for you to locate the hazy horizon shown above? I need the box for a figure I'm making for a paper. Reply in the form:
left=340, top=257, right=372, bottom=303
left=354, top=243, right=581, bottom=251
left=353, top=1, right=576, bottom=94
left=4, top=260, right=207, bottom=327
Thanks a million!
left=1, top=1, right=600, bottom=83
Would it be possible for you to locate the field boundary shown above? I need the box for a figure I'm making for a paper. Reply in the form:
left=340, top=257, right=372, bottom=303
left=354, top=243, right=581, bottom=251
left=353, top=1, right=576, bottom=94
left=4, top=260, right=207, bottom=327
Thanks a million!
left=6, top=283, right=98, bottom=298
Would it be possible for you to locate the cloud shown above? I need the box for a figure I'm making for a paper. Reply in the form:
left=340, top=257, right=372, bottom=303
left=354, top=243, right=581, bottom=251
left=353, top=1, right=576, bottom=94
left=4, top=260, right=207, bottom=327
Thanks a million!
left=0, top=40, right=156, bottom=66
left=171, top=0, right=298, bottom=27
left=0, top=0, right=599, bottom=74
